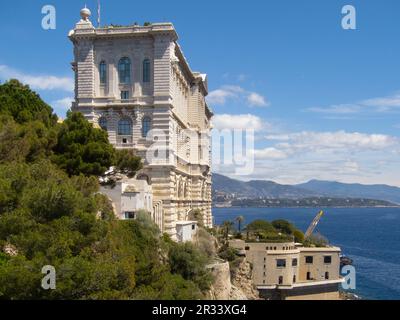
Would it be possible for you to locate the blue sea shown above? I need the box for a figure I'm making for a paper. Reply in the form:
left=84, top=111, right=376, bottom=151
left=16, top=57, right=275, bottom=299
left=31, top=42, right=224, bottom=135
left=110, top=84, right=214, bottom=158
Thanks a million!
left=213, top=207, right=400, bottom=300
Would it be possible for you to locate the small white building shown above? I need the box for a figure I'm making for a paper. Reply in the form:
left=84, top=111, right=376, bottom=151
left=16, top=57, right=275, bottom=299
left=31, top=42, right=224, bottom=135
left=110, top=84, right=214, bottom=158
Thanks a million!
left=100, top=178, right=197, bottom=241
left=121, top=180, right=153, bottom=220
left=175, top=221, right=198, bottom=242
left=100, top=178, right=154, bottom=219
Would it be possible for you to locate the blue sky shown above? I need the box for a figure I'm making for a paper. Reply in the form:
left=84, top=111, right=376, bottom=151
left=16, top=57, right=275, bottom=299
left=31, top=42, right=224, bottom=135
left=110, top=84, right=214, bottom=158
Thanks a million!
left=1, top=0, right=400, bottom=186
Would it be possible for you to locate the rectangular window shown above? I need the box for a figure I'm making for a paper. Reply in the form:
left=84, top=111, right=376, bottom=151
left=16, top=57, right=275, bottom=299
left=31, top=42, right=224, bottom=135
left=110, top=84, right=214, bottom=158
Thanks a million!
left=325, top=272, right=330, bottom=280
left=278, top=276, right=283, bottom=285
left=307, top=272, right=312, bottom=280
left=305, top=256, right=314, bottom=264
left=324, top=256, right=332, bottom=264
left=292, top=258, right=298, bottom=267
left=276, top=259, right=286, bottom=268
left=143, top=59, right=151, bottom=83
left=192, top=224, right=196, bottom=230
left=121, top=91, right=129, bottom=100
left=99, top=62, right=107, bottom=84
left=124, top=212, right=135, bottom=220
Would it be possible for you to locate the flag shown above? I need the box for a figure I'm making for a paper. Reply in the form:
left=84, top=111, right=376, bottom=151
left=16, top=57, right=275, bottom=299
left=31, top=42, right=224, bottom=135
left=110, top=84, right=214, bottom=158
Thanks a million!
left=97, top=0, right=101, bottom=27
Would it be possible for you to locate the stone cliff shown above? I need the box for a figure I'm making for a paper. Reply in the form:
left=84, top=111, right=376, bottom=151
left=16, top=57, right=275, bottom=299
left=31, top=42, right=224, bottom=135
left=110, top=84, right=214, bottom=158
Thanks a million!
left=206, top=258, right=259, bottom=300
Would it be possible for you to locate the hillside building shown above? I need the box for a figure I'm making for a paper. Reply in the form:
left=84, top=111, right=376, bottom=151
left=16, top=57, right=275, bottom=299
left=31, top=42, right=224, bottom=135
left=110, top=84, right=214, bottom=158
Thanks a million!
left=69, top=7, right=213, bottom=240
left=229, top=240, right=344, bottom=300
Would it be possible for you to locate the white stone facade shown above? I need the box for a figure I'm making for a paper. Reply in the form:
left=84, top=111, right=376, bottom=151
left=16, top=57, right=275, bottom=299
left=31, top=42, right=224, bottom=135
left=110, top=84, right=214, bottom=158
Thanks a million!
left=69, top=13, right=213, bottom=239
left=121, top=180, right=153, bottom=219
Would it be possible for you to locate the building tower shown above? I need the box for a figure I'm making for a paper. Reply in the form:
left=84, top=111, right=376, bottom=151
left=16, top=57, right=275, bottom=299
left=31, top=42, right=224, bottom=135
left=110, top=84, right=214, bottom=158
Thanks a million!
left=68, top=8, right=213, bottom=239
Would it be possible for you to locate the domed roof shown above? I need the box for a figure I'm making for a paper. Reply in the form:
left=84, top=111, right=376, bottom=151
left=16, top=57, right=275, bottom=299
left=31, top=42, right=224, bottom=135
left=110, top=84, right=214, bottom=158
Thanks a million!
left=80, top=6, right=91, bottom=20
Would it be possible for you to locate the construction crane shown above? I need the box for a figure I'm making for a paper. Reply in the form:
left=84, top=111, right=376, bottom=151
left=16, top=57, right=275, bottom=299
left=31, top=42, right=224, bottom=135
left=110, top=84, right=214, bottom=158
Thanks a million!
left=304, top=210, right=324, bottom=239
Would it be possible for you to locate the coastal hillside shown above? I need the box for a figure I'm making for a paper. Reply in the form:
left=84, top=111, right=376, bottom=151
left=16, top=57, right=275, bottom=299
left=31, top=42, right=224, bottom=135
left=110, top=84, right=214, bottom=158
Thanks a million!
left=212, top=174, right=320, bottom=199
left=0, top=80, right=214, bottom=300
left=213, top=173, right=400, bottom=205
left=296, top=180, right=400, bottom=205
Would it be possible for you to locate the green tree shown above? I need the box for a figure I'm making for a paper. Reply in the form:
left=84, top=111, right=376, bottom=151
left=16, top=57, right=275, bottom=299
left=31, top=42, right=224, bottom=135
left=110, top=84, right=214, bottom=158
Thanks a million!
left=272, top=219, right=295, bottom=235
left=168, top=242, right=212, bottom=292
left=245, top=220, right=275, bottom=233
left=218, top=244, right=238, bottom=262
left=0, top=79, right=212, bottom=300
left=304, top=233, right=329, bottom=248
left=293, top=229, right=305, bottom=243
left=115, top=149, right=143, bottom=178
left=221, top=221, right=234, bottom=240
left=52, top=112, right=115, bottom=176
left=235, top=215, right=244, bottom=233
left=0, top=80, right=57, bottom=126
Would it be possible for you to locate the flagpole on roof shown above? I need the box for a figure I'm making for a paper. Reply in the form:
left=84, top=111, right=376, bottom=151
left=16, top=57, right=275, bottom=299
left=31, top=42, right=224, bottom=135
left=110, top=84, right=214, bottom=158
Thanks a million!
left=97, top=0, right=101, bottom=27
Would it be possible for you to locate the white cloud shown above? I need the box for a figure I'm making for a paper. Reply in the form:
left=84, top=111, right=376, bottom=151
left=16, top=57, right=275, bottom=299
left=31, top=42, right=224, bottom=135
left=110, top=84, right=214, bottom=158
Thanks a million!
left=253, top=147, right=287, bottom=160
left=342, top=161, right=360, bottom=173
left=307, top=104, right=361, bottom=114
left=207, top=89, right=236, bottom=105
left=215, top=126, right=400, bottom=186
left=212, top=114, right=264, bottom=131
left=207, top=85, right=244, bottom=105
left=247, top=92, right=269, bottom=107
left=362, top=94, right=400, bottom=110
left=266, top=131, right=398, bottom=153
left=52, top=97, right=74, bottom=111
left=306, top=92, right=400, bottom=115
left=207, top=85, right=269, bottom=108
left=0, top=65, right=74, bottom=92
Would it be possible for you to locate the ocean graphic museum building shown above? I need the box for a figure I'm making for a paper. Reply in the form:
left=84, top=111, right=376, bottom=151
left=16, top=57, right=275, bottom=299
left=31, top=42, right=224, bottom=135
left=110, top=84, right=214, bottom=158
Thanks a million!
left=68, top=8, right=213, bottom=240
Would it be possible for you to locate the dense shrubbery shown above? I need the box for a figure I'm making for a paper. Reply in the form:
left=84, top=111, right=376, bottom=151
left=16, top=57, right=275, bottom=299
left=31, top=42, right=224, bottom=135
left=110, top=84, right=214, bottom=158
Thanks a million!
left=0, top=79, right=57, bottom=126
left=0, top=80, right=211, bottom=300
left=304, top=233, right=329, bottom=247
left=218, top=245, right=238, bottom=262
left=245, top=219, right=304, bottom=242
left=218, top=217, right=306, bottom=243
left=0, top=80, right=142, bottom=177
left=115, top=149, right=143, bottom=178
left=52, top=112, right=116, bottom=176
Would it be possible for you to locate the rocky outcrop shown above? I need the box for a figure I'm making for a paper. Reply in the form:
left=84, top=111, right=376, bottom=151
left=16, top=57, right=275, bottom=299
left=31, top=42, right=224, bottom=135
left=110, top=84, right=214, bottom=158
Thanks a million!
left=230, top=258, right=260, bottom=300
left=229, top=285, right=248, bottom=300
left=207, top=261, right=232, bottom=300
left=207, top=258, right=259, bottom=300
left=3, top=243, right=18, bottom=256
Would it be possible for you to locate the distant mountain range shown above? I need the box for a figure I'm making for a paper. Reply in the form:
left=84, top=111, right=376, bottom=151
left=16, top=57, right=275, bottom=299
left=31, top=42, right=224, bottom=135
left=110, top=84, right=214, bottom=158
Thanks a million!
left=212, top=173, right=400, bottom=205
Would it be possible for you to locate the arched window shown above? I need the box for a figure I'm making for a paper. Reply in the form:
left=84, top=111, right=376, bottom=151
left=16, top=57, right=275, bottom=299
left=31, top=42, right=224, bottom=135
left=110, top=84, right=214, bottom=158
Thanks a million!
left=118, top=57, right=131, bottom=84
left=98, top=117, right=107, bottom=131
left=99, top=61, right=107, bottom=84
left=143, top=58, right=151, bottom=83
left=142, top=116, right=151, bottom=138
left=118, top=118, right=132, bottom=136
